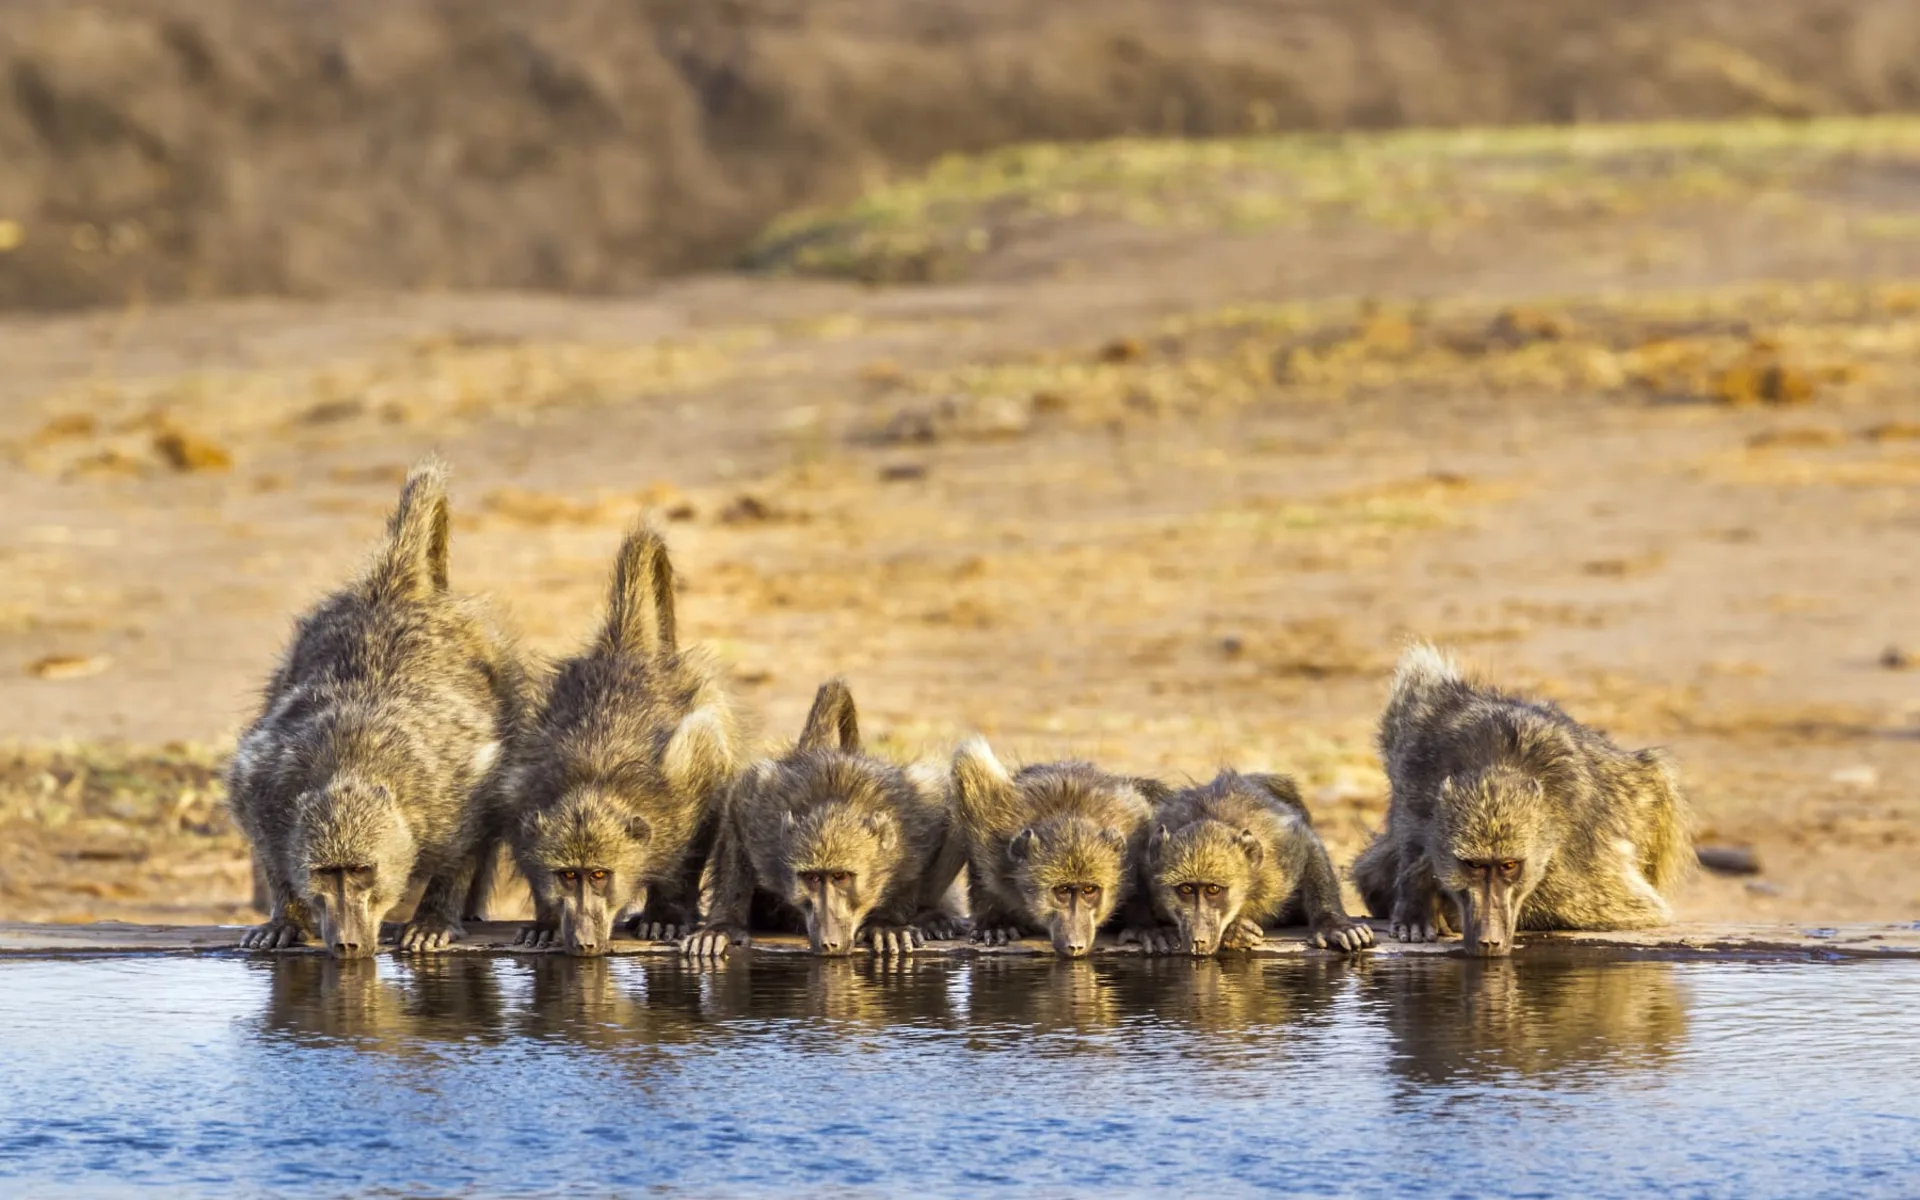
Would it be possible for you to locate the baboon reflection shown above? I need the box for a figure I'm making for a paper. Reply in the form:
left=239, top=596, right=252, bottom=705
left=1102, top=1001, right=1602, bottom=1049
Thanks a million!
left=1364, top=960, right=1688, bottom=1087
left=251, top=955, right=507, bottom=1049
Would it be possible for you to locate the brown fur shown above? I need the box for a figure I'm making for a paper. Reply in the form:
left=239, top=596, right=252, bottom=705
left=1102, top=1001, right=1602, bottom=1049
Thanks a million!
left=1353, top=643, right=1694, bottom=956
left=950, top=738, right=1153, bottom=958
left=1140, top=770, right=1372, bottom=955
left=683, top=680, right=967, bottom=959
left=498, top=525, right=739, bottom=955
left=228, top=460, right=528, bottom=958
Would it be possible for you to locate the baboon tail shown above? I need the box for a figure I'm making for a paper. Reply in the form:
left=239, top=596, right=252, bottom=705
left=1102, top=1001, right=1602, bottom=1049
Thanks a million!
left=368, top=459, right=451, bottom=603
left=1380, top=641, right=1460, bottom=757
left=1634, top=748, right=1695, bottom=895
left=604, top=525, right=677, bottom=660
left=798, top=678, right=860, bottom=753
left=1349, top=834, right=1398, bottom=919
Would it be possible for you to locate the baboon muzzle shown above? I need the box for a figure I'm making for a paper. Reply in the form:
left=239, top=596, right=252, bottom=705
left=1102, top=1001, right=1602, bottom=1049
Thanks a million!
left=320, top=904, right=380, bottom=960
left=1050, top=904, right=1099, bottom=958
left=1459, top=879, right=1519, bottom=957
left=561, top=901, right=615, bottom=957
left=806, top=908, right=856, bottom=956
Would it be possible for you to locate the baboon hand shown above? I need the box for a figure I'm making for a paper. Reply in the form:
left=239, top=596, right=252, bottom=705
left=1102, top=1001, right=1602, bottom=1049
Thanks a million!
left=628, top=920, right=683, bottom=943
left=514, top=923, right=560, bottom=950
left=240, top=919, right=307, bottom=951
left=910, top=911, right=971, bottom=942
left=863, top=923, right=924, bottom=956
left=1311, top=916, right=1375, bottom=953
left=1390, top=917, right=1439, bottom=943
left=1220, top=918, right=1266, bottom=952
left=398, top=917, right=463, bottom=953
left=1125, top=926, right=1184, bottom=956
left=678, top=924, right=746, bottom=961
left=970, top=924, right=1027, bottom=948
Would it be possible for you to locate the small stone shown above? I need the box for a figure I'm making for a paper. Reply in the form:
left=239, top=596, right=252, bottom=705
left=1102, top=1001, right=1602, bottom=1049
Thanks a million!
left=1744, top=880, right=1783, bottom=897
left=1880, top=645, right=1913, bottom=670
left=1696, top=844, right=1761, bottom=876
left=1219, top=635, right=1245, bottom=658
left=1829, top=765, right=1879, bottom=789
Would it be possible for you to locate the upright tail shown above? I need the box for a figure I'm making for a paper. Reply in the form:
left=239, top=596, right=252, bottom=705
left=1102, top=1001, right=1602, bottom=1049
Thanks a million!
left=603, top=525, right=677, bottom=659
left=797, top=678, right=860, bottom=753
left=1634, top=748, right=1695, bottom=895
left=367, top=459, right=451, bottom=603
left=1379, top=641, right=1461, bottom=758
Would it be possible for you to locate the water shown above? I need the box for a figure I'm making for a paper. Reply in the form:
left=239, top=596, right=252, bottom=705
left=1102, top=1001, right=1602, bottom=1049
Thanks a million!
left=0, top=953, right=1915, bottom=1198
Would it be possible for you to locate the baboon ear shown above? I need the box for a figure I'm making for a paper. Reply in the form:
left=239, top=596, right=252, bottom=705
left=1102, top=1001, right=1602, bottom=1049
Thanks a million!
left=1236, top=828, right=1265, bottom=867
left=1147, top=823, right=1169, bottom=859
left=782, top=809, right=798, bottom=836
left=865, top=813, right=898, bottom=853
left=1439, top=776, right=1458, bottom=802
left=953, top=737, right=1012, bottom=812
left=663, top=707, right=731, bottom=794
left=626, top=814, right=652, bottom=845
left=1008, top=827, right=1036, bottom=862
left=798, top=679, right=860, bottom=753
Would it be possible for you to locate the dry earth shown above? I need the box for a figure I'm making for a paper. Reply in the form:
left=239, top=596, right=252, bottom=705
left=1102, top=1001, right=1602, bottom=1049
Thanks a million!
left=2, top=119, right=1918, bottom=930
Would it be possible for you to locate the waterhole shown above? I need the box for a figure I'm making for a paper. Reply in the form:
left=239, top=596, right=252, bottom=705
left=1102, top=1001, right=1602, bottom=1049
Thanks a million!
left=0, top=955, right=1914, bottom=1197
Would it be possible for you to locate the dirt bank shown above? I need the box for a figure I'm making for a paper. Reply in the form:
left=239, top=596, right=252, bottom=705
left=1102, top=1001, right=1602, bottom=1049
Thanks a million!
left=4, top=0, right=1920, bottom=311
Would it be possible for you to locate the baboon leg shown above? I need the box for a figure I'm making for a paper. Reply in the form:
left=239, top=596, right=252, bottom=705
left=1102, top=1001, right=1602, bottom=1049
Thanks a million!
left=908, top=827, right=973, bottom=942
left=461, top=836, right=504, bottom=923
left=681, top=828, right=753, bottom=960
left=1390, top=854, right=1445, bottom=943
left=398, top=864, right=472, bottom=953
left=240, top=866, right=315, bottom=950
left=1295, top=838, right=1376, bottom=953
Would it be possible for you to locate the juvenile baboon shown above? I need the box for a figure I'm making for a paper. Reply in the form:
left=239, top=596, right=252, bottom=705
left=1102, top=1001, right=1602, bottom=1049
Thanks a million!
left=681, top=680, right=968, bottom=959
left=1352, top=643, right=1693, bottom=957
left=950, top=739, right=1154, bottom=958
left=228, top=461, right=527, bottom=958
left=1136, top=770, right=1373, bottom=956
left=502, top=526, right=738, bottom=956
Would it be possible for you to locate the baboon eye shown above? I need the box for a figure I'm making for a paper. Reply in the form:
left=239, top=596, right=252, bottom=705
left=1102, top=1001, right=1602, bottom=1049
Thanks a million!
left=559, top=870, right=579, bottom=883
left=1204, top=884, right=1222, bottom=898
left=1053, top=886, right=1074, bottom=902
left=1176, top=884, right=1195, bottom=898
left=1499, top=860, right=1520, bottom=874
left=799, top=871, right=820, bottom=886
left=829, top=871, right=850, bottom=885
left=1080, top=884, right=1098, bottom=898
left=589, top=870, right=608, bottom=883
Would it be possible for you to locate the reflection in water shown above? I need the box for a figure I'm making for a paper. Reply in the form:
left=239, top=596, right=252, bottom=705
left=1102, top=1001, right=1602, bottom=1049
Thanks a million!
left=2, top=955, right=1915, bottom=1196
left=1361, top=959, right=1688, bottom=1087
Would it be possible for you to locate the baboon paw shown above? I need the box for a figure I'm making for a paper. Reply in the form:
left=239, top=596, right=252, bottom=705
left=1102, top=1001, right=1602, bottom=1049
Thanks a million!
left=678, top=926, right=745, bottom=961
left=1390, top=920, right=1438, bottom=943
left=1312, top=920, right=1375, bottom=953
left=632, top=921, right=681, bottom=943
left=514, top=925, right=559, bottom=949
left=1221, top=919, right=1266, bottom=952
left=398, top=920, right=461, bottom=953
left=912, top=913, right=970, bottom=942
left=864, top=924, right=923, bottom=956
left=970, top=924, right=1025, bottom=948
left=240, top=920, right=306, bottom=951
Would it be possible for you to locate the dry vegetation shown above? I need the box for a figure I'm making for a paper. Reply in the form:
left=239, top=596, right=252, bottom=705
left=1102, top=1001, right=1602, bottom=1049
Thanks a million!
left=3, top=113, right=1920, bottom=928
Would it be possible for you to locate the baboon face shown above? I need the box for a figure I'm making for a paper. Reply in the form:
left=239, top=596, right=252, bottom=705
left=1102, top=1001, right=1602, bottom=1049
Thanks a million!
left=1147, top=823, right=1260, bottom=955
left=784, top=808, right=896, bottom=955
left=1012, top=823, right=1127, bottom=958
left=297, top=779, right=414, bottom=959
left=526, top=789, right=653, bottom=957
left=1434, top=772, right=1555, bottom=957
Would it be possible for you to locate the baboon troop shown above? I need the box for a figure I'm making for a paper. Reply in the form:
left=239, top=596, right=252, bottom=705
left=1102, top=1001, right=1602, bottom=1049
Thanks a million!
left=230, top=462, right=1695, bottom=961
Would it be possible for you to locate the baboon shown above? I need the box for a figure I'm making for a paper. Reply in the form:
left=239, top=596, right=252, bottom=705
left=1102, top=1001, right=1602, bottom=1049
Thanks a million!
left=681, top=680, right=968, bottom=959
left=502, top=526, right=738, bottom=956
left=950, top=739, right=1155, bottom=958
left=1352, top=643, right=1693, bottom=957
left=1135, top=770, right=1373, bottom=956
left=228, top=461, right=527, bottom=958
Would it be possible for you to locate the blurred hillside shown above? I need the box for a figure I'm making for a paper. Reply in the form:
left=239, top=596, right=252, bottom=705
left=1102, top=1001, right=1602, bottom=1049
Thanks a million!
left=2, top=0, right=1919, bottom=312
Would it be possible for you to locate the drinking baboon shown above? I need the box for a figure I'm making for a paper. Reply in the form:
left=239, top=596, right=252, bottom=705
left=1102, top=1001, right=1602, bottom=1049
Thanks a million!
left=681, top=680, right=968, bottom=959
left=951, top=739, right=1155, bottom=958
left=1352, top=644, right=1693, bottom=956
left=228, top=461, right=527, bottom=957
left=502, top=526, right=739, bottom=956
left=1136, top=770, right=1373, bottom=955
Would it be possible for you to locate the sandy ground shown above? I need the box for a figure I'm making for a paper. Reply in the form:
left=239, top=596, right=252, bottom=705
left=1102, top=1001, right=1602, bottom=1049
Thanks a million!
left=2, top=126, right=1918, bottom=929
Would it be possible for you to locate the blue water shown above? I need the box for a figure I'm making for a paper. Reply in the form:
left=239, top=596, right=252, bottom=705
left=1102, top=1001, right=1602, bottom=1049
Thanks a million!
left=0, top=953, right=1915, bottom=1197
